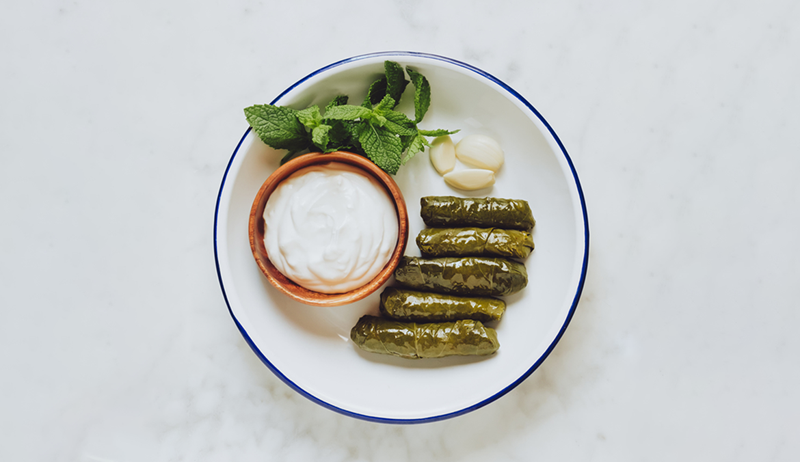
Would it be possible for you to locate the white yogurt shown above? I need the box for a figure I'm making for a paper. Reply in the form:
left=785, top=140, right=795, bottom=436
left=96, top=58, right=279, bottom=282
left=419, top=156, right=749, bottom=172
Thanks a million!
left=263, top=162, right=399, bottom=294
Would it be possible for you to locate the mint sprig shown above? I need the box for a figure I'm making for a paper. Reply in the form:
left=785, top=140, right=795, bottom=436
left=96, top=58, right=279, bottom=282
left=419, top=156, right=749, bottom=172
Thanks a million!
left=244, top=105, right=308, bottom=152
left=406, top=67, right=430, bottom=123
left=358, top=123, right=403, bottom=174
left=244, top=61, right=458, bottom=175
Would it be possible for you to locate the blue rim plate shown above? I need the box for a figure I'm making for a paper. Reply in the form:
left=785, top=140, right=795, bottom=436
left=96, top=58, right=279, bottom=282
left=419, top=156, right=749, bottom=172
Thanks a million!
left=214, top=51, right=589, bottom=423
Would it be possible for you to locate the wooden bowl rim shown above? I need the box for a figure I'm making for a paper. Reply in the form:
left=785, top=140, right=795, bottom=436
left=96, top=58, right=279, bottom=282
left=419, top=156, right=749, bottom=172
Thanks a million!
left=248, top=151, right=409, bottom=307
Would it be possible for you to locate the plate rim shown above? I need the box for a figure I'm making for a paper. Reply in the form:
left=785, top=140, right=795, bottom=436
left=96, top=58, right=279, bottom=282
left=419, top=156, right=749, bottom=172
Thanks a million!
left=213, top=51, right=590, bottom=424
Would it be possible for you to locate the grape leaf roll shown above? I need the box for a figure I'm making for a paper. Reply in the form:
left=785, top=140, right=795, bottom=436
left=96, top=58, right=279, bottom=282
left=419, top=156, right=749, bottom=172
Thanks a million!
left=420, top=196, right=535, bottom=230
left=380, top=287, right=506, bottom=322
left=416, top=227, right=534, bottom=259
left=350, top=315, right=500, bottom=359
left=394, top=256, right=528, bottom=296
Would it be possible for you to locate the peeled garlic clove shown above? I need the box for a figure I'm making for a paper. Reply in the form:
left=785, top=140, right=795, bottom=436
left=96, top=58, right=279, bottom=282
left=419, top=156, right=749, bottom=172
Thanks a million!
left=429, top=135, right=455, bottom=175
left=455, top=134, right=504, bottom=172
left=443, top=169, right=495, bottom=190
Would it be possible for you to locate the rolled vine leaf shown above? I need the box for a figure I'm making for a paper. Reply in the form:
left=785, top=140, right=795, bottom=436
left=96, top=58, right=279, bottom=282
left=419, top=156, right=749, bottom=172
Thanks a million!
left=350, top=315, right=500, bottom=359
left=394, top=256, right=528, bottom=296
left=420, top=196, right=535, bottom=230
left=379, top=287, right=506, bottom=323
left=416, top=227, right=534, bottom=259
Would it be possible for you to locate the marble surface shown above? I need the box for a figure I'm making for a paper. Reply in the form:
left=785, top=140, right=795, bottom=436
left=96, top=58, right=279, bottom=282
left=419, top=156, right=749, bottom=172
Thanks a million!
left=2, top=0, right=799, bottom=460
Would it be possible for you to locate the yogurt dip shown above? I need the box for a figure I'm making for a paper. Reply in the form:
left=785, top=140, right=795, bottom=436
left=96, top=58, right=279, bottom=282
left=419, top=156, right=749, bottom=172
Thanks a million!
left=262, top=162, right=399, bottom=294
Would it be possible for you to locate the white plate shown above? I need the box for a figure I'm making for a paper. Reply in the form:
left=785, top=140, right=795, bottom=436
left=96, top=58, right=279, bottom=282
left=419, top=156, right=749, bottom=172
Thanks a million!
left=214, top=52, right=589, bottom=423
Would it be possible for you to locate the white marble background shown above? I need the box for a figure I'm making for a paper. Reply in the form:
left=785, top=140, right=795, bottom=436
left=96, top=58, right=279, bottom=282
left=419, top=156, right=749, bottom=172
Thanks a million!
left=2, top=0, right=799, bottom=460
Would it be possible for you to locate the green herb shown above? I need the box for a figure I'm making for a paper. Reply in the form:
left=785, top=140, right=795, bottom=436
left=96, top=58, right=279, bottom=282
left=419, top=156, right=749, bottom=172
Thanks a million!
left=406, top=67, right=430, bottom=123
left=243, top=105, right=308, bottom=152
left=243, top=60, right=458, bottom=175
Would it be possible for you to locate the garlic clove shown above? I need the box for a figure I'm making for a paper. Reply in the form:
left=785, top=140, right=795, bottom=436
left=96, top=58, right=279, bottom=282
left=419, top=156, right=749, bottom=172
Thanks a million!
left=443, top=169, right=496, bottom=190
left=429, top=135, right=455, bottom=175
left=455, top=134, right=504, bottom=172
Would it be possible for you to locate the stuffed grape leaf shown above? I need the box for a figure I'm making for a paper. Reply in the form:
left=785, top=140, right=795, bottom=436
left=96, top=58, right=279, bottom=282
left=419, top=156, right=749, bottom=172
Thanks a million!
left=416, top=227, right=534, bottom=259
left=394, top=256, right=528, bottom=296
left=380, top=287, right=506, bottom=323
left=350, top=315, right=499, bottom=359
left=420, top=196, right=535, bottom=230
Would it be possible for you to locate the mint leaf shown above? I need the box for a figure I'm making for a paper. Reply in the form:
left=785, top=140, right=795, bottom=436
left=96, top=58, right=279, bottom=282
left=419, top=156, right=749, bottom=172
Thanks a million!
left=384, top=61, right=409, bottom=107
left=324, top=104, right=373, bottom=121
left=364, top=77, right=387, bottom=108
left=244, top=105, right=308, bottom=151
left=372, top=113, right=387, bottom=127
left=341, top=120, right=365, bottom=144
left=384, top=110, right=416, bottom=130
left=406, top=67, right=431, bottom=123
left=384, top=109, right=415, bottom=125
left=401, top=132, right=429, bottom=165
left=326, top=121, right=357, bottom=152
left=297, top=105, right=322, bottom=129
left=418, top=128, right=460, bottom=137
left=358, top=123, right=403, bottom=175
left=382, top=111, right=418, bottom=136
left=311, top=124, right=332, bottom=150
left=325, top=95, right=348, bottom=111
left=383, top=121, right=417, bottom=136
left=373, top=95, right=395, bottom=114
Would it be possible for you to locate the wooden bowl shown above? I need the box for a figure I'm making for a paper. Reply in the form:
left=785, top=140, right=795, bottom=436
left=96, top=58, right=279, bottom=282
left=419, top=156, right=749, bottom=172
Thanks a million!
left=248, top=151, right=409, bottom=306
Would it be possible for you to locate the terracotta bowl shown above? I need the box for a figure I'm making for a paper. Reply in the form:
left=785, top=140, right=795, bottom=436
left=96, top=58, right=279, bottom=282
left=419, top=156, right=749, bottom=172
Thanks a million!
left=248, top=151, right=409, bottom=307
